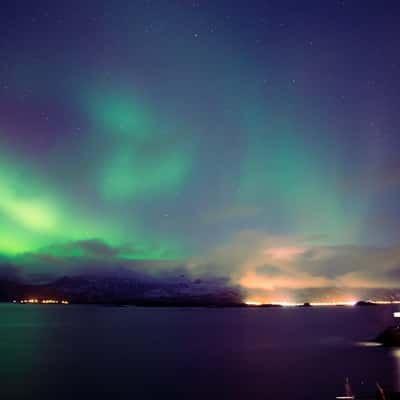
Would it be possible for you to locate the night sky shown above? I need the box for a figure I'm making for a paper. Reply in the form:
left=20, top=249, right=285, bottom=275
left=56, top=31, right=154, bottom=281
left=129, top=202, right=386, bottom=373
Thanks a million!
left=1, top=1, right=400, bottom=300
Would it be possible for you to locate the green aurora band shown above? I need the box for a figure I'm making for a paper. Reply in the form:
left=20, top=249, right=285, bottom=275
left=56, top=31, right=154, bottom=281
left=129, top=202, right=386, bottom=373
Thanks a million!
left=0, top=1, right=397, bottom=285
left=0, top=88, right=191, bottom=261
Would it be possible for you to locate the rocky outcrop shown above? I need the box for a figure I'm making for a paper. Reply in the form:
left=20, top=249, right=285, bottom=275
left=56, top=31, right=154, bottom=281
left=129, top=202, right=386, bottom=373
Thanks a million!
left=375, top=325, right=400, bottom=346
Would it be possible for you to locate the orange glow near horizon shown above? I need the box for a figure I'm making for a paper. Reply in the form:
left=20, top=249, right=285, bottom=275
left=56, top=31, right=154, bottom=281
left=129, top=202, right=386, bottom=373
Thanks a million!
left=245, top=299, right=400, bottom=307
left=245, top=301, right=263, bottom=306
left=310, top=301, right=356, bottom=306
left=239, top=270, right=331, bottom=290
left=245, top=300, right=358, bottom=307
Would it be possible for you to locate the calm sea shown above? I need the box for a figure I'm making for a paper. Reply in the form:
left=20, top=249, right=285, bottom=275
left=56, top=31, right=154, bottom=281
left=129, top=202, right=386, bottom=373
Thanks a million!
left=0, top=303, right=399, bottom=399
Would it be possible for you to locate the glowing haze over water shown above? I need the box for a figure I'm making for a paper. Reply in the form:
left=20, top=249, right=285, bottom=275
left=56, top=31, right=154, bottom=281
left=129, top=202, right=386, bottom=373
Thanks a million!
left=1, top=1, right=400, bottom=301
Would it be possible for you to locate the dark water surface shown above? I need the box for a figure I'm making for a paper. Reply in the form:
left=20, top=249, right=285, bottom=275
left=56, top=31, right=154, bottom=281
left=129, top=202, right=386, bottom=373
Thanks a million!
left=0, top=304, right=399, bottom=399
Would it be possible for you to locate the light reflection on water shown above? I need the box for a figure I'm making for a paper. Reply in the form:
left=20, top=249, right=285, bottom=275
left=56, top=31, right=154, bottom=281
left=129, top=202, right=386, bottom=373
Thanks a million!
left=391, top=348, right=400, bottom=392
left=357, top=341, right=382, bottom=347
left=0, top=305, right=45, bottom=398
left=0, top=304, right=399, bottom=400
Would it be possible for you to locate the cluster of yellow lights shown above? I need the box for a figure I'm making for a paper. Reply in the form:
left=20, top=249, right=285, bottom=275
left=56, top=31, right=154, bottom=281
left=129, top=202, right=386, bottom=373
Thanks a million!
left=245, top=300, right=400, bottom=307
left=309, top=301, right=356, bottom=306
left=16, top=299, right=69, bottom=305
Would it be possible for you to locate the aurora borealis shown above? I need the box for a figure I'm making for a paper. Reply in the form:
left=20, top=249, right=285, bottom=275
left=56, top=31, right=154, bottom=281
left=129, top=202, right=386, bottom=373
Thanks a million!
left=1, top=1, right=400, bottom=300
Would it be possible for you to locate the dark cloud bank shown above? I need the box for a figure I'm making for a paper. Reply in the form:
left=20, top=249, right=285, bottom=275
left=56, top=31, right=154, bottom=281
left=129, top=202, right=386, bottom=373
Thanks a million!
left=0, top=239, right=244, bottom=305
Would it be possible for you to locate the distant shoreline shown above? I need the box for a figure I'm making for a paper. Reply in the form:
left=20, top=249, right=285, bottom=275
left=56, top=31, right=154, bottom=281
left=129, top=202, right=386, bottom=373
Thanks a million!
left=3, top=300, right=399, bottom=308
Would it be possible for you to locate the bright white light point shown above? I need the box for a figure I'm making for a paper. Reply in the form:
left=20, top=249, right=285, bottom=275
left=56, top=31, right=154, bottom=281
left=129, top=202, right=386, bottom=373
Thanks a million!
left=394, top=312, right=400, bottom=318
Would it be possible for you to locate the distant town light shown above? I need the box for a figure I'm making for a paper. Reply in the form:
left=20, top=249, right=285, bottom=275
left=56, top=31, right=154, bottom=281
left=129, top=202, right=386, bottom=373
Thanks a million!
left=16, top=298, right=69, bottom=305
left=250, top=301, right=357, bottom=307
left=271, top=302, right=302, bottom=307
left=245, top=301, right=262, bottom=306
left=310, top=301, right=356, bottom=307
left=245, top=299, right=400, bottom=307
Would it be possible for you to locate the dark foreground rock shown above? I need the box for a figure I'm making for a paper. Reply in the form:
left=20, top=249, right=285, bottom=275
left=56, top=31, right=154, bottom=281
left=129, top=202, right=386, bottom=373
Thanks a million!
left=375, top=325, right=400, bottom=346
